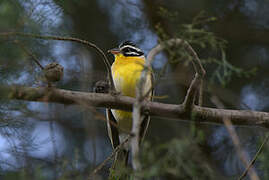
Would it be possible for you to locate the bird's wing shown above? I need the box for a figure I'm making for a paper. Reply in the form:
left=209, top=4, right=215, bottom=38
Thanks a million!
left=106, top=70, right=154, bottom=146
left=106, top=109, right=120, bottom=149
left=106, top=109, right=129, bottom=167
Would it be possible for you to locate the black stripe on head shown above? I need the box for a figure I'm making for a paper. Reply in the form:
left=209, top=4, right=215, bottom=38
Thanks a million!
left=119, top=41, right=144, bottom=57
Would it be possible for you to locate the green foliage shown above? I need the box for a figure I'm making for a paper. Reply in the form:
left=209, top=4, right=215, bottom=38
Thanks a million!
left=109, top=167, right=130, bottom=180
left=111, top=127, right=217, bottom=180
left=155, top=9, right=257, bottom=86
left=138, top=139, right=214, bottom=179
left=257, top=134, right=269, bottom=179
left=1, top=167, right=46, bottom=180
left=0, top=0, right=23, bottom=30
left=0, top=0, right=44, bottom=84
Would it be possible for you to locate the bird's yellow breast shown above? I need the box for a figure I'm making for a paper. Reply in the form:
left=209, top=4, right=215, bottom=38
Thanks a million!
left=111, top=54, right=147, bottom=131
left=112, top=54, right=145, bottom=97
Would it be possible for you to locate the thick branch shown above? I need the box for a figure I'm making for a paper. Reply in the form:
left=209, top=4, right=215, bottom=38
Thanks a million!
left=2, top=85, right=269, bottom=128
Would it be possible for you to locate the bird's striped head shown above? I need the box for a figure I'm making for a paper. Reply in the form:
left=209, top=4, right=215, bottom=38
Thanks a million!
left=108, top=41, right=144, bottom=57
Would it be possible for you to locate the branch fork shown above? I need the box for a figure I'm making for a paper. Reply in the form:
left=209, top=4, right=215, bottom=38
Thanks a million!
left=2, top=33, right=269, bottom=180
left=148, top=38, right=206, bottom=116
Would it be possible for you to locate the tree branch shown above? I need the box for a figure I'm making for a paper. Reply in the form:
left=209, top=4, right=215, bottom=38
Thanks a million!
left=2, top=85, right=269, bottom=128
left=131, top=60, right=151, bottom=177
left=89, top=135, right=131, bottom=179
left=0, top=32, right=115, bottom=91
left=14, top=40, right=44, bottom=70
left=239, top=134, right=269, bottom=180
left=223, top=117, right=260, bottom=180
left=147, top=38, right=206, bottom=111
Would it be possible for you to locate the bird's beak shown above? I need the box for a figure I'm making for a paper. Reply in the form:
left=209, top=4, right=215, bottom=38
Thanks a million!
left=108, top=48, right=121, bottom=55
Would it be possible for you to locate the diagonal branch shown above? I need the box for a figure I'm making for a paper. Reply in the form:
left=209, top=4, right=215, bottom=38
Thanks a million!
left=0, top=32, right=115, bottom=91
left=89, top=135, right=131, bottom=179
left=147, top=38, right=206, bottom=111
left=223, top=117, right=260, bottom=180
left=14, top=40, right=44, bottom=70
left=183, top=73, right=200, bottom=110
left=211, top=91, right=260, bottom=180
left=239, top=134, right=269, bottom=180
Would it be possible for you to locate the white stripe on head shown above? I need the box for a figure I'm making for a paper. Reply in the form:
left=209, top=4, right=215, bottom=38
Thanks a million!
left=124, top=51, right=140, bottom=56
left=120, top=45, right=142, bottom=53
left=119, top=41, right=144, bottom=57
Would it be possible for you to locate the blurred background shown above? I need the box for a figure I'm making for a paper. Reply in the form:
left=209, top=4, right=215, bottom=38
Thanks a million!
left=0, top=0, right=269, bottom=179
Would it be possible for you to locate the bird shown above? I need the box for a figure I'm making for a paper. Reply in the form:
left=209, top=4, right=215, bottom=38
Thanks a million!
left=107, top=41, right=153, bottom=167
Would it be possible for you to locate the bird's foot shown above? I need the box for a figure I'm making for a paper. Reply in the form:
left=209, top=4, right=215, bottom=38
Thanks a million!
left=110, top=90, right=121, bottom=96
left=94, top=80, right=109, bottom=93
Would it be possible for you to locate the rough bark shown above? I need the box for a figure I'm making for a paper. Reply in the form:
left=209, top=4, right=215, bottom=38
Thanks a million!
left=2, top=85, right=269, bottom=128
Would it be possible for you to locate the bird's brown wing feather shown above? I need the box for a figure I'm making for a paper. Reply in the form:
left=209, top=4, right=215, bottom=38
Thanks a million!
left=106, top=109, right=129, bottom=167
left=106, top=109, right=120, bottom=149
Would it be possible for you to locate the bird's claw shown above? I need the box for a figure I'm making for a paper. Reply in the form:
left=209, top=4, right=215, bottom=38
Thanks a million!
left=110, top=90, right=121, bottom=96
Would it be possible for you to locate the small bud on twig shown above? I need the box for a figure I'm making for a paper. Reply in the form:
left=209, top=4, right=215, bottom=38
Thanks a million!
left=43, top=62, right=64, bottom=85
left=93, top=80, right=109, bottom=93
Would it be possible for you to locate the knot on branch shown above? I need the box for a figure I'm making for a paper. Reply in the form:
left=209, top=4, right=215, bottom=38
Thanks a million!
left=94, top=80, right=109, bottom=93
left=43, top=62, right=64, bottom=84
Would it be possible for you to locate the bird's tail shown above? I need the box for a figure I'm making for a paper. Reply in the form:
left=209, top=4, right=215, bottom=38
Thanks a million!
left=109, top=149, right=129, bottom=179
left=113, top=149, right=129, bottom=169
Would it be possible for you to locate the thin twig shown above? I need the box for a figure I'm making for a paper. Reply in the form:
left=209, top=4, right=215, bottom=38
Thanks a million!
left=239, top=134, right=269, bottom=180
left=183, top=73, right=200, bottom=109
left=49, top=119, right=58, bottom=179
left=89, top=135, right=131, bottom=179
left=211, top=93, right=261, bottom=180
left=182, top=40, right=205, bottom=109
left=13, top=40, right=44, bottom=69
left=0, top=32, right=115, bottom=91
left=147, top=39, right=205, bottom=77
left=223, top=117, right=260, bottom=180
left=147, top=38, right=206, bottom=111
left=183, top=41, right=205, bottom=76
left=198, top=79, right=204, bottom=106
